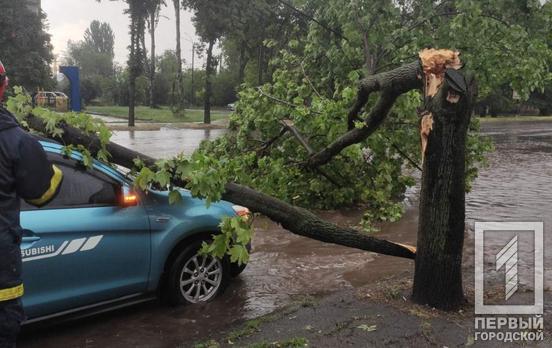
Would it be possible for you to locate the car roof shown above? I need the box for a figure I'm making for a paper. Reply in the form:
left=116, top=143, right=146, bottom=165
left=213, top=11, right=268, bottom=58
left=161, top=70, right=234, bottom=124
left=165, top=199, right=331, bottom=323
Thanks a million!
left=39, top=140, right=128, bottom=183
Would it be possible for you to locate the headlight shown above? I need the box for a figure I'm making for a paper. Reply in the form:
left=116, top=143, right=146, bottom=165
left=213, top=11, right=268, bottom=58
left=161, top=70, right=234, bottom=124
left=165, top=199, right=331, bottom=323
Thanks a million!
left=232, top=205, right=251, bottom=220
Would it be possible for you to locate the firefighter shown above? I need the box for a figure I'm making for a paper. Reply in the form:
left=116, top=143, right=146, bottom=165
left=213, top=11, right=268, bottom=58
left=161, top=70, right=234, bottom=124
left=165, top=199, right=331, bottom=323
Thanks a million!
left=0, top=61, right=63, bottom=347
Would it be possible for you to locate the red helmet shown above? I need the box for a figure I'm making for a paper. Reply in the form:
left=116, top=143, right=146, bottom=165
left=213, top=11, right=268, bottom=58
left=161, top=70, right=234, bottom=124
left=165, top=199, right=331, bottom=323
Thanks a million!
left=0, top=60, right=9, bottom=102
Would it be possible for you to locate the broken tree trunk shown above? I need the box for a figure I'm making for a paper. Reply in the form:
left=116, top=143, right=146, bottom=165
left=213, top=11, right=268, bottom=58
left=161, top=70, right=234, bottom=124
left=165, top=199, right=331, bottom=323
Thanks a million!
left=411, top=50, right=476, bottom=310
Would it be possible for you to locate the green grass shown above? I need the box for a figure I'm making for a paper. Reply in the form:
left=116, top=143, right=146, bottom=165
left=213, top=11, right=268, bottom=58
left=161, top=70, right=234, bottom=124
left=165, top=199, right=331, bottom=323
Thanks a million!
left=86, top=105, right=231, bottom=123
left=478, top=115, right=552, bottom=122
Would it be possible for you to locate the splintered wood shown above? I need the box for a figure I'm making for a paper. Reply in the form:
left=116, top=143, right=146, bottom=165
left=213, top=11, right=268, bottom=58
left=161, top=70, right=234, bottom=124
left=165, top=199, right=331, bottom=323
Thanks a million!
left=419, top=48, right=462, bottom=97
left=418, top=49, right=462, bottom=163
left=420, top=112, right=433, bottom=164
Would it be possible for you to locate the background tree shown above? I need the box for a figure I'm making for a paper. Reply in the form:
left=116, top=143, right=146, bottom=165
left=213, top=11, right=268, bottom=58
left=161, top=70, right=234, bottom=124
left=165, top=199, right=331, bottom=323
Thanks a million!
left=0, top=0, right=54, bottom=92
left=65, top=20, right=116, bottom=104
left=183, top=0, right=234, bottom=124
left=126, top=0, right=148, bottom=126
left=145, top=0, right=166, bottom=108
left=528, top=85, right=552, bottom=116
left=170, top=0, right=186, bottom=114
left=95, top=0, right=148, bottom=125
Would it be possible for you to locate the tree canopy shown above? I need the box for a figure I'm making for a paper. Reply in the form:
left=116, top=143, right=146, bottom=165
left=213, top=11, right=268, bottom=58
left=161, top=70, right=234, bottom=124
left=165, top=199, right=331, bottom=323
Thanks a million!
left=66, top=20, right=116, bottom=78
left=0, top=0, right=54, bottom=92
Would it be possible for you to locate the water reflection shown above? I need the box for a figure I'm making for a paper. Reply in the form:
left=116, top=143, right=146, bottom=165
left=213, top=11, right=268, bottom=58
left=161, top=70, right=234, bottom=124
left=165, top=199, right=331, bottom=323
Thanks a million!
left=109, top=127, right=227, bottom=158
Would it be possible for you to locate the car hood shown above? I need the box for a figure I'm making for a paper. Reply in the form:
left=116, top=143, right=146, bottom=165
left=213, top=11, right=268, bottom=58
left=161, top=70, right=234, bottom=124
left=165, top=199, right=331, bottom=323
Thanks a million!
left=144, top=188, right=236, bottom=216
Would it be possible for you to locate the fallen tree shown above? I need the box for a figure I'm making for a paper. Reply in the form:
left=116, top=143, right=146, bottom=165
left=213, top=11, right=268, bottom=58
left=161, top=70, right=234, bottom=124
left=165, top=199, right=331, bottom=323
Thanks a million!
left=24, top=111, right=417, bottom=260
left=19, top=48, right=474, bottom=310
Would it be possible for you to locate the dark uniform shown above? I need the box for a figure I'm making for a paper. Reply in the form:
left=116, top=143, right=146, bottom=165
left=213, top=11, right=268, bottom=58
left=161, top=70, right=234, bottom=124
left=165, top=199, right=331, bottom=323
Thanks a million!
left=0, top=105, right=63, bottom=346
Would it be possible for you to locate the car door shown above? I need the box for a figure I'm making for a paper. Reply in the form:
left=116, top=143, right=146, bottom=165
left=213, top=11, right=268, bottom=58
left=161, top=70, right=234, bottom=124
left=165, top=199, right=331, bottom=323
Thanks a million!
left=20, top=153, right=151, bottom=319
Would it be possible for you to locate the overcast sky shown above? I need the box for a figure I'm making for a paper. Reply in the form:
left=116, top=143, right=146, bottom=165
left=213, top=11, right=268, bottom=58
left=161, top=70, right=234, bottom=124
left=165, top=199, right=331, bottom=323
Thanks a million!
left=42, top=0, right=201, bottom=68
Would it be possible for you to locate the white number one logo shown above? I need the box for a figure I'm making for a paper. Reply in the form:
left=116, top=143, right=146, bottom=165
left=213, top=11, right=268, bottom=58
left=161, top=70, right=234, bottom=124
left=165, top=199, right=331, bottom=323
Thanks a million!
left=496, top=235, right=518, bottom=300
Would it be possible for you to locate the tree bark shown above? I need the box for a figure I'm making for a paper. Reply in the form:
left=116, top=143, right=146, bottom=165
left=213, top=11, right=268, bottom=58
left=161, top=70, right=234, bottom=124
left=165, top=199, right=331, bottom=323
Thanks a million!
left=257, top=45, right=263, bottom=85
left=204, top=39, right=215, bottom=124
left=411, top=69, right=476, bottom=310
left=238, top=42, right=248, bottom=84
left=148, top=9, right=157, bottom=108
left=127, top=7, right=139, bottom=128
left=306, top=60, right=423, bottom=168
left=128, top=77, right=136, bottom=127
left=173, top=0, right=184, bottom=110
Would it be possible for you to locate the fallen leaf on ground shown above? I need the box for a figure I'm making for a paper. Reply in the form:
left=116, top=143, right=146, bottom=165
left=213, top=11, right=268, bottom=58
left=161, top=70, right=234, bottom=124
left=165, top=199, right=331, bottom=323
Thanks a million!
left=357, top=324, right=377, bottom=332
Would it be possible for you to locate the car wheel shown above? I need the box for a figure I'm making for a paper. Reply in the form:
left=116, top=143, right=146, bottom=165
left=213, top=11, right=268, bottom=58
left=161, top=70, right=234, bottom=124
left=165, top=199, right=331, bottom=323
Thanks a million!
left=229, top=242, right=251, bottom=277
left=165, top=240, right=229, bottom=306
left=229, top=263, right=247, bottom=277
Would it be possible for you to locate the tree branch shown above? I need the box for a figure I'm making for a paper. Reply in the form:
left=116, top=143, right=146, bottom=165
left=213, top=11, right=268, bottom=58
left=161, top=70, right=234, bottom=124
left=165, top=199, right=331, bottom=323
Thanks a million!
left=306, top=60, right=423, bottom=168
left=257, top=87, right=322, bottom=115
left=24, top=112, right=416, bottom=260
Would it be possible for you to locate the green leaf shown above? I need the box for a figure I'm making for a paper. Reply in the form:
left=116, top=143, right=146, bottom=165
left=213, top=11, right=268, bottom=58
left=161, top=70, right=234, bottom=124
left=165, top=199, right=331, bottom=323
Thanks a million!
left=168, top=190, right=183, bottom=205
left=228, top=244, right=249, bottom=266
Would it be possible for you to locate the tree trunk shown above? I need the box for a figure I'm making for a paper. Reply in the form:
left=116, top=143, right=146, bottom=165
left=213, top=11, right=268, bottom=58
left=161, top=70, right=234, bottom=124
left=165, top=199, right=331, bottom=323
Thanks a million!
left=173, top=0, right=184, bottom=110
left=149, top=10, right=157, bottom=108
left=412, top=67, right=476, bottom=310
left=257, top=45, right=263, bottom=85
left=128, top=76, right=136, bottom=127
left=238, top=42, right=248, bottom=84
left=127, top=8, right=138, bottom=128
left=204, top=39, right=215, bottom=124
left=191, top=44, right=195, bottom=106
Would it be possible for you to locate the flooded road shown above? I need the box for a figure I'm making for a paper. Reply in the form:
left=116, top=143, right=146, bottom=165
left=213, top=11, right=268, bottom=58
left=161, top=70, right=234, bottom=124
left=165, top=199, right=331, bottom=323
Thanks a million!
left=110, top=127, right=227, bottom=159
left=463, top=120, right=552, bottom=297
left=19, top=120, right=552, bottom=347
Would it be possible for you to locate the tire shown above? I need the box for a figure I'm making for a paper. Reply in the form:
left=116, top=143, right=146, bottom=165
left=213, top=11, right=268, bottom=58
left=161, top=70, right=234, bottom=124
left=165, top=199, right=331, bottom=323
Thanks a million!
left=229, top=242, right=251, bottom=277
left=165, top=240, right=229, bottom=306
left=229, top=263, right=247, bottom=277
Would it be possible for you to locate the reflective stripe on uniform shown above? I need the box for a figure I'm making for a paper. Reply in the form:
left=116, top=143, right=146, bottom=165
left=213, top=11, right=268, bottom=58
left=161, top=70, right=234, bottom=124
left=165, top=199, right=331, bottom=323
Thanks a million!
left=27, top=164, right=63, bottom=206
left=0, top=284, right=24, bottom=302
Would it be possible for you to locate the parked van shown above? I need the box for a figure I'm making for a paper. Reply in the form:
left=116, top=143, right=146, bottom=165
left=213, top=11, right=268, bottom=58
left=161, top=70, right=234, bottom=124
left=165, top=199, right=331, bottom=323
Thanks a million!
left=34, top=91, right=69, bottom=112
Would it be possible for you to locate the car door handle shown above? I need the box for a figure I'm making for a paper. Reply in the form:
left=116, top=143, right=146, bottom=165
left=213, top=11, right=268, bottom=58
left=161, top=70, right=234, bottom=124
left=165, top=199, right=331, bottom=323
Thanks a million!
left=22, top=236, right=41, bottom=243
left=21, top=229, right=41, bottom=243
left=155, top=216, right=171, bottom=223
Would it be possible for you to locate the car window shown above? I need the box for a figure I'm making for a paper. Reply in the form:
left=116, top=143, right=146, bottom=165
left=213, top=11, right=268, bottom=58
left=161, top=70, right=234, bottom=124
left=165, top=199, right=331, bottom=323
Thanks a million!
left=21, top=159, right=120, bottom=211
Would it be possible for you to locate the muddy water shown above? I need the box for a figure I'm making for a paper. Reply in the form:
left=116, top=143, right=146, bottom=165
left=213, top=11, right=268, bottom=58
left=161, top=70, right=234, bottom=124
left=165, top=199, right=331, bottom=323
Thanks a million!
left=464, top=121, right=552, bottom=296
left=19, top=121, right=552, bottom=347
left=110, top=127, right=228, bottom=158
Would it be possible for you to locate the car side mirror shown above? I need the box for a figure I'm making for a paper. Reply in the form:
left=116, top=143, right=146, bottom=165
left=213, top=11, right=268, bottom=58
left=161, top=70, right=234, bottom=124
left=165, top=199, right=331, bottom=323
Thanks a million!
left=120, top=185, right=139, bottom=207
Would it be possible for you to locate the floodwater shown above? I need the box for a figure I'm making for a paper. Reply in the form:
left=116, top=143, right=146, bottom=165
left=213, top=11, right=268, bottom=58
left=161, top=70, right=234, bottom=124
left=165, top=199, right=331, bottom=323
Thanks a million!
left=463, top=121, right=552, bottom=298
left=110, top=127, right=227, bottom=159
left=19, top=120, right=552, bottom=347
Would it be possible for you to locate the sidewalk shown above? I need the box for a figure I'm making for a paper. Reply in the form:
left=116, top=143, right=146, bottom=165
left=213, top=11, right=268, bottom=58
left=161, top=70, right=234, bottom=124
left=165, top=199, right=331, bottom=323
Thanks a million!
left=193, top=273, right=552, bottom=348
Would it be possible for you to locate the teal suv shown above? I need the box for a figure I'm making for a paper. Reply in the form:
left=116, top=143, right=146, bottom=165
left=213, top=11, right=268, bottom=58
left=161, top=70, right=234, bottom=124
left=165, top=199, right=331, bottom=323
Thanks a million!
left=20, top=140, right=248, bottom=323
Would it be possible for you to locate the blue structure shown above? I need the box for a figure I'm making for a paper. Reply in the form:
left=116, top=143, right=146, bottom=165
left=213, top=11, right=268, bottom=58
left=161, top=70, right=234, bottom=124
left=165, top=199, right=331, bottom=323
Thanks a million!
left=59, top=66, right=81, bottom=112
